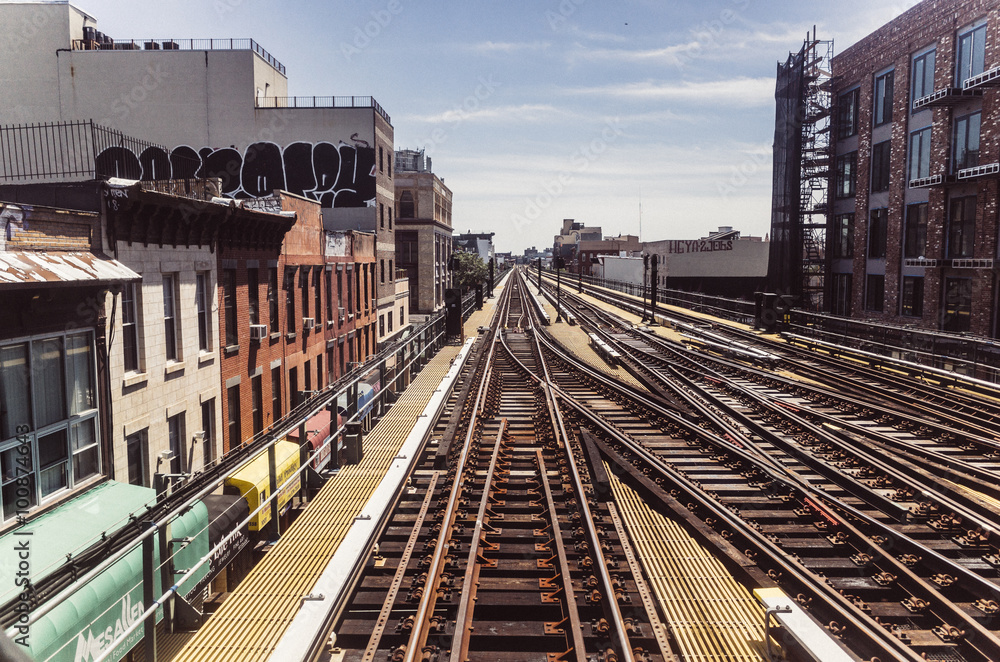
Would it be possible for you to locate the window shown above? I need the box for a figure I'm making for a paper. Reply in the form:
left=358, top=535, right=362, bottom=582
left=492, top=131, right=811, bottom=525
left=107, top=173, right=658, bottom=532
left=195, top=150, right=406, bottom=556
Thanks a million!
left=316, top=356, right=323, bottom=393
left=126, top=430, right=148, bottom=487
left=868, top=208, right=888, bottom=258
left=271, top=367, right=281, bottom=424
left=314, top=268, right=322, bottom=325
left=167, top=413, right=184, bottom=474
left=304, top=361, right=312, bottom=398
left=163, top=275, right=178, bottom=361
left=327, top=349, right=334, bottom=386
left=389, top=259, right=394, bottom=280
left=196, top=273, right=211, bottom=352
left=223, top=269, right=237, bottom=346
left=835, top=152, right=857, bottom=198
left=956, top=23, right=987, bottom=87
left=911, top=49, right=936, bottom=106
left=251, top=375, right=263, bottom=436
left=248, top=268, right=260, bottom=326
left=871, top=141, right=891, bottom=192
left=399, top=191, right=415, bottom=218
left=285, top=267, right=296, bottom=332
left=227, top=385, right=242, bottom=448
left=201, top=400, right=215, bottom=465
left=865, top=274, right=885, bottom=312
left=948, top=195, right=976, bottom=258
left=122, top=282, right=141, bottom=372
left=346, top=270, right=353, bottom=313
left=388, top=310, right=393, bottom=333
left=325, top=270, right=333, bottom=323
left=268, top=267, right=279, bottom=332
left=380, top=202, right=385, bottom=228
left=379, top=314, right=385, bottom=338
left=831, top=214, right=853, bottom=258
left=337, top=271, right=343, bottom=322
left=904, top=204, right=928, bottom=259
left=942, top=278, right=972, bottom=332
left=908, top=128, right=931, bottom=182
left=901, top=277, right=924, bottom=317
left=379, top=146, right=384, bottom=173
left=399, top=306, right=404, bottom=326
left=874, top=70, right=894, bottom=126
left=381, top=259, right=385, bottom=283
left=289, top=367, right=299, bottom=409
left=831, top=273, right=852, bottom=316
left=388, top=207, right=393, bottom=230
left=837, top=88, right=859, bottom=138
left=953, top=111, right=981, bottom=172
left=301, top=267, right=309, bottom=320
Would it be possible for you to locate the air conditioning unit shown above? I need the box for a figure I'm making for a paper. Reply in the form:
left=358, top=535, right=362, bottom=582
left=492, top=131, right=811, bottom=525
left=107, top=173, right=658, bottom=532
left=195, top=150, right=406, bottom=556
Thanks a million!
left=250, top=324, right=268, bottom=340
left=302, top=317, right=315, bottom=331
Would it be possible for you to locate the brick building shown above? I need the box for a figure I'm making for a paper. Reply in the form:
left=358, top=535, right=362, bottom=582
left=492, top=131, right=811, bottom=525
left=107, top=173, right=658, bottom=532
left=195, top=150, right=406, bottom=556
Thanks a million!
left=829, top=0, right=1000, bottom=336
left=394, top=149, right=453, bottom=314
left=324, top=229, right=377, bottom=379
left=0, top=201, right=137, bottom=526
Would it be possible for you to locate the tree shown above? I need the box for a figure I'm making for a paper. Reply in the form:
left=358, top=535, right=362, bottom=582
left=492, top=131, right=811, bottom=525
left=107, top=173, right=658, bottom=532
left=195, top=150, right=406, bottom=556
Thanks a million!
left=452, top=251, right=488, bottom=289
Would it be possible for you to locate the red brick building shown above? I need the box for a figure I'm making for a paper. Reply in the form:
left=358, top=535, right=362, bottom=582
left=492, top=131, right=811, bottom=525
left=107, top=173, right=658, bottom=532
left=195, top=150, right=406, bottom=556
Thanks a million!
left=324, top=230, right=377, bottom=384
left=215, top=196, right=296, bottom=453
left=829, top=0, right=1000, bottom=336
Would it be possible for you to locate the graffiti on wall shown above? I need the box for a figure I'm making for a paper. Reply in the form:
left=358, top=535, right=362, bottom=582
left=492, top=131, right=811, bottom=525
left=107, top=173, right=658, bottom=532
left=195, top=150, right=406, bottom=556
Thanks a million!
left=95, top=140, right=377, bottom=208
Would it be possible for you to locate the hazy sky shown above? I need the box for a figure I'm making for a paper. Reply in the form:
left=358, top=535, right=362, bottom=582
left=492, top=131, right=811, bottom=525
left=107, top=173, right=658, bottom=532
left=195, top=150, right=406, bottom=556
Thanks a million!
left=72, top=0, right=920, bottom=252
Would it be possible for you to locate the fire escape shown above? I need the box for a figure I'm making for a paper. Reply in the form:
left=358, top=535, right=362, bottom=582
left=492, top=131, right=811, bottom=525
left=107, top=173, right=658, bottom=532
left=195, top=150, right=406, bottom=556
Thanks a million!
left=799, top=31, right=833, bottom=311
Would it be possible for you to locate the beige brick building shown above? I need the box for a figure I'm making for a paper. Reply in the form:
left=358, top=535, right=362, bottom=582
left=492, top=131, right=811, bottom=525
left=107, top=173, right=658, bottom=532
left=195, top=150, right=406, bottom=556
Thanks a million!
left=394, top=150, right=453, bottom=314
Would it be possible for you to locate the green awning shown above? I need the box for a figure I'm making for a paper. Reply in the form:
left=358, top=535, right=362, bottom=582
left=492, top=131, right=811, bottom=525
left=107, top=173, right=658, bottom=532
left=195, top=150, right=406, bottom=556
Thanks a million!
left=2, top=484, right=209, bottom=662
left=0, top=482, right=157, bottom=601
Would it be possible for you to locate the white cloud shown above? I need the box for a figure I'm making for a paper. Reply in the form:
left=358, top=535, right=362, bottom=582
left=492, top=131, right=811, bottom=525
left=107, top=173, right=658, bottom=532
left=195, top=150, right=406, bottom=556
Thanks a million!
left=404, top=103, right=570, bottom=125
left=563, top=77, right=775, bottom=107
left=466, top=40, right=550, bottom=54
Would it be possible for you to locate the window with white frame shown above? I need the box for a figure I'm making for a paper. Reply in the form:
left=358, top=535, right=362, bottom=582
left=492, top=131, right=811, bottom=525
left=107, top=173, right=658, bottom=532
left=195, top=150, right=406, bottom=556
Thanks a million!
left=121, top=281, right=142, bottom=373
left=163, top=275, right=179, bottom=361
left=196, top=272, right=212, bottom=352
left=0, top=331, right=101, bottom=521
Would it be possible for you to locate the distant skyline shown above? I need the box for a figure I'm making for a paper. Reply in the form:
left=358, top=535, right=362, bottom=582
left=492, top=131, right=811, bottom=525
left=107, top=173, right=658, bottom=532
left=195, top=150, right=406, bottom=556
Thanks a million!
left=63, top=0, right=921, bottom=252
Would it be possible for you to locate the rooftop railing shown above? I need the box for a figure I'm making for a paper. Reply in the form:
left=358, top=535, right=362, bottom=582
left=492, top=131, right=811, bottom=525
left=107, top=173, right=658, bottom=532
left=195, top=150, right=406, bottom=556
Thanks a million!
left=71, top=37, right=286, bottom=75
left=255, top=96, right=391, bottom=124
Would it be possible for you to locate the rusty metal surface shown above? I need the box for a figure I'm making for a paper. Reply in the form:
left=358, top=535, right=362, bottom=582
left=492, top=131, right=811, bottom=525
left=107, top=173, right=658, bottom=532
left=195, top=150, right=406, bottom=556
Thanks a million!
left=0, top=250, right=139, bottom=285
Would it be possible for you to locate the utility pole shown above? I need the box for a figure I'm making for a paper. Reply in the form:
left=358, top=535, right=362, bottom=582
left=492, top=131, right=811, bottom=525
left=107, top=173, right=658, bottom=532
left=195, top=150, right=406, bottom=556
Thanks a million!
left=555, top=256, right=563, bottom=323
left=641, top=253, right=649, bottom=323
left=649, top=254, right=658, bottom=326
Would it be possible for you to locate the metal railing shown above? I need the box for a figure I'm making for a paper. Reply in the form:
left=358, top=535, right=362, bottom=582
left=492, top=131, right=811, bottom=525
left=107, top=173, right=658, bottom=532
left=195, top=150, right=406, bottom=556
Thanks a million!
left=786, top=310, right=1000, bottom=384
left=0, top=120, right=171, bottom=182
left=255, top=96, right=391, bottom=124
left=71, top=37, right=286, bottom=75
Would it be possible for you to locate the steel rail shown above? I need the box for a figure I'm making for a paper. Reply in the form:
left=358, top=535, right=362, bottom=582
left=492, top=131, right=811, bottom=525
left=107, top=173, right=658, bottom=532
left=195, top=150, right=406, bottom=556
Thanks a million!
left=449, top=419, right=509, bottom=662
left=402, top=272, right=513, bottom=662
left=360, top=472, right=441, bottom=662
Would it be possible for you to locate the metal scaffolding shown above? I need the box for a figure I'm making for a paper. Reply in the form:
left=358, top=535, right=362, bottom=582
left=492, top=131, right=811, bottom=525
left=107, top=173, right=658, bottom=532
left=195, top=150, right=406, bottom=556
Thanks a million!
left=768, top=28, right=833, bottom=311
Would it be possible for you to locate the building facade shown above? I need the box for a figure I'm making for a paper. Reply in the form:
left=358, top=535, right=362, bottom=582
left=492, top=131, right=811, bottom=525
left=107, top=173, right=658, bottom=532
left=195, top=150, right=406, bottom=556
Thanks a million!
left=829, top=0, right=1000, bottom=336
left=394, top=150, right=453, bottom=314
left=0, top=200, right=137, bottom=527
left=0, top=0, right=398, bottom=341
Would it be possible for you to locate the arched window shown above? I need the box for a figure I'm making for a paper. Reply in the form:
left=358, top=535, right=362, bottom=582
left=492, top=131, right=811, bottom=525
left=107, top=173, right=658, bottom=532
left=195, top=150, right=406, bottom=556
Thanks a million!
left=399, top=191, right=415, bottom=218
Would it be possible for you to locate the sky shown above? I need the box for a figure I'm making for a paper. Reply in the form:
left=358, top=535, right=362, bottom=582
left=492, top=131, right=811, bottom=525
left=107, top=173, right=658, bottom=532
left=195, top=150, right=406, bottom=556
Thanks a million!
left=71, top=0, right=922, bottom=253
